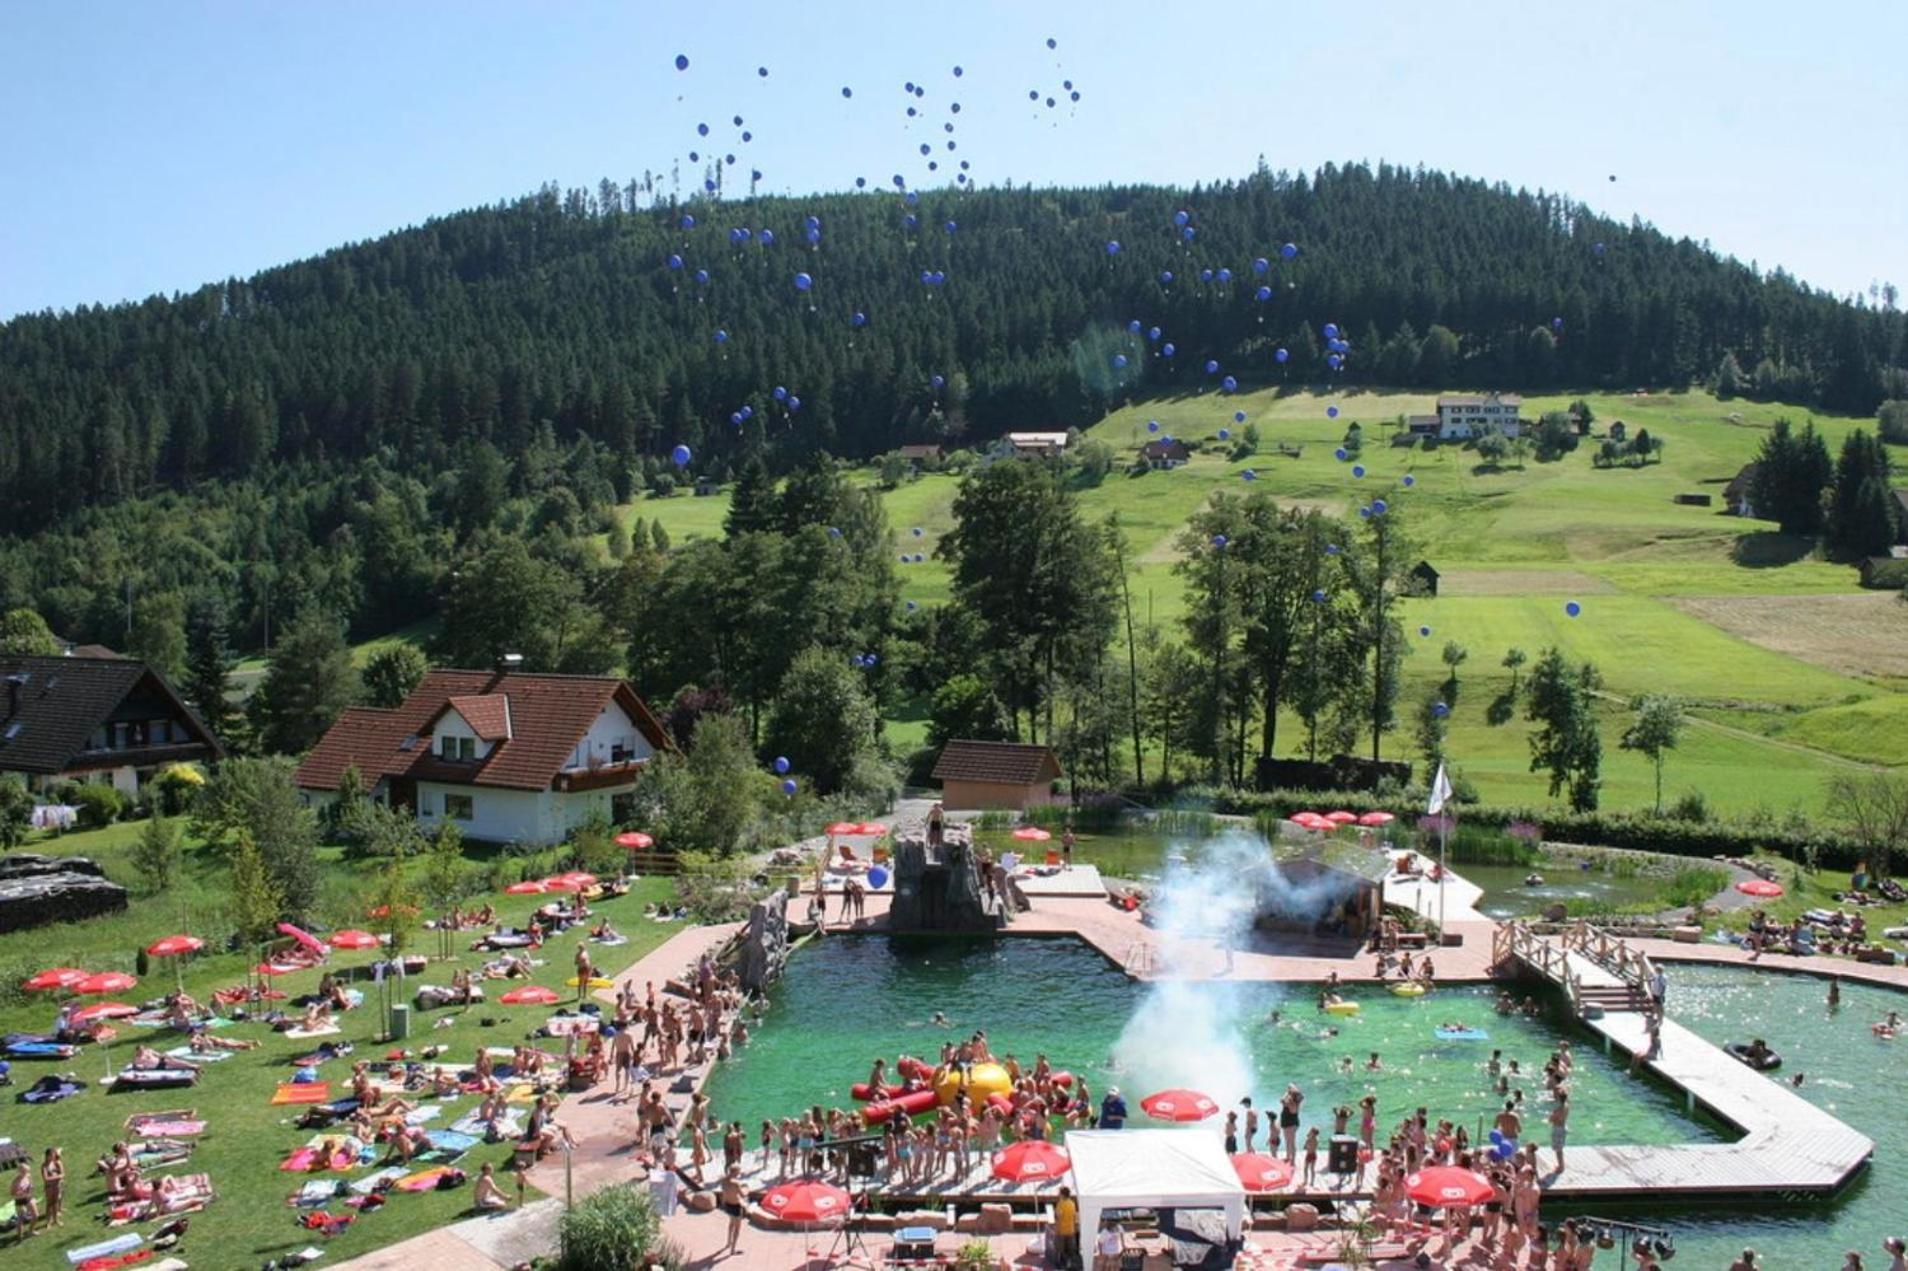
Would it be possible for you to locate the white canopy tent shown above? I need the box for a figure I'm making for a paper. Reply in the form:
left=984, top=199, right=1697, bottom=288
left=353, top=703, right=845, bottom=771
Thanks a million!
left=1063, top=1129, right=1247, bottom=1249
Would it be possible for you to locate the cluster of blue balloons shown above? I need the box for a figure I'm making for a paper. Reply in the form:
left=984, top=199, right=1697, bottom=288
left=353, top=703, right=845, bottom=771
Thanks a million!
left=1486, top=1130, right=1516, bottom=1161
left=852, top=653, right=880, bottom=668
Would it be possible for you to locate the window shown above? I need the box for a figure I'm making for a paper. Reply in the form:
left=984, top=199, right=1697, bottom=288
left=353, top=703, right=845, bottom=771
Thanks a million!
left=443, top=793, right=474, bottom=821
left=440, top=735, right=475, bottom=761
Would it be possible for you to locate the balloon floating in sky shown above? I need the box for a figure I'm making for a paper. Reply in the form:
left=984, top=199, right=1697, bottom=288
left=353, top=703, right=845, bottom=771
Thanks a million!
left=1113, top=354, right=1128, bottom=369
left=794, top=272, right=813, bottom=292
left=1160, top=270, right=1174, bottom=284
left=1218, top=428, right=1231, bottom=441
left=1254, top=257, right=1270, bottom=275
left=1256, top=286, right=1273, bottom=302
left=953, top=65, right=964, bottom=76
left=851, top=311, right=868, bottom=327
left=1326, top=543, right=1340, bottom=555
left=1433, top=701, right=1450, bottom=719
left=760, top=229, right=774, bottom=245
left=781, top=778, right=798, bottom=796
left=1242, top=469, right=1257, bottom=481
left=1281, top=243, right=1299, bottom=260
left=1182, top=227, right=1196, bottom=242
left=1234, top=410, right=1247, bottom=423
left=930, top=374, right=945, bottom=390
left=667, top=254, right=683, bottom=270
left=1275, top=348, right=1289, bottom=363
left=758, top=66, right=768, bottom=77
left=1211, top=534, right=1228, bottom=548
left=714, top=329, right=729, bottom=344
left=841, top=86, right=853, bottom=98
left=1218, top=267, right=1232, bottom=283
left=1107, top=240, right=1121, bottom=255
left=1128, top=319, right=1143, bottom=333
left=772, top=756, right=791, bottom=775
left=1335, top=447, right=1348, bottom=461
left=1047, top=36, right=1057, bottom=48
left=1372, top=499, right=1388, bottom=514
left=1552, top=317, right=1565, bottom=331
left=697, top=122, right=709, bottom=136
left=1147, top=420, right=1160, bottom=433
left=693, top=268, right=709, bottom=284
left=1222, top=375, right=1238, bottom=392
left=1162, top=343, right=1175, bottom=357
left=1174, top=210, right=1190, bottom=228
left=1148, top=326, right=1161, bottom=341
left=680, top=214, right=696, bottom=230
left=671, top=444, right=692, bottom=468
left=912, top=525, right=925, bottom=536
left=1327, top=354, right=1343, bottom=370
left=674, top=54, right=689, bottom=71
left=1312, top=589, right=1327, bottom=603
left=1323, top=323, right=1340, bottom=340
left=1327, top=405, right=1340, bottom=419
left=1566, top=601, right=1582, bottom=617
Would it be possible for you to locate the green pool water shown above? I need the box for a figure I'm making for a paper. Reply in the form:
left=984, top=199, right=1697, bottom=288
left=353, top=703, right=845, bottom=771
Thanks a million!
left=1460, top=861, right=1667, bottom=919
left=701, top=936, right=1707, bottom=1150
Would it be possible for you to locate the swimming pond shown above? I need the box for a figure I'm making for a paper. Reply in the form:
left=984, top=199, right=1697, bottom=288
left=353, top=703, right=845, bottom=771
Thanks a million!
left=699, top=936, right=1710, bottom=1148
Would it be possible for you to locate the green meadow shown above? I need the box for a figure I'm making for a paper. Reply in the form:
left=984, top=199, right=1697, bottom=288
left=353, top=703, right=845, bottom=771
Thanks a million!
left=623, top=387, right=1902, bottom=816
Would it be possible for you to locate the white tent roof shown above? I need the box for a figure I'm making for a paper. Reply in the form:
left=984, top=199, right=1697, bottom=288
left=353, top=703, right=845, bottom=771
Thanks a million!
left=1063, top=1129, right=1246, bottom=1240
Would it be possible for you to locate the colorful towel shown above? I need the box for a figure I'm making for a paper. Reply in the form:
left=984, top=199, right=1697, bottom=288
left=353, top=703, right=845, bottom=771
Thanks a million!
left=290, top=1180, right=341, bottom=1207
left=349, top=1166, right=406, bottom=1195
left=427, top=1129, right=479, bottom=1154
left=164, top=1046, right=230, bottom=1063
left=403, top=1104, right=443, bottom=1126
left=395, top=1165, right=454, bottom=1192
left=272, top=1082, right=333, bottom=1105
left=65, top=1234, right=143, bottom=1264
left=284, top=1024, right=343, bottom=1041
left=449, top=1112, right=521, bottom=1139
left=126, top=1119, right=204, bottom=1138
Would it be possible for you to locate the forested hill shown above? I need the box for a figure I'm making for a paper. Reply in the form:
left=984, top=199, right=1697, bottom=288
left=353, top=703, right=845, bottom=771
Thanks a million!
left=3, top=161, right=1904, bottom=536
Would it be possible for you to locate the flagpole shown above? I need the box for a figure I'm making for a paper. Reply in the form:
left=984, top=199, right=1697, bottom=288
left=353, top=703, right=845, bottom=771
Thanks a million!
left=1438, top=816, right=1448, bottom=936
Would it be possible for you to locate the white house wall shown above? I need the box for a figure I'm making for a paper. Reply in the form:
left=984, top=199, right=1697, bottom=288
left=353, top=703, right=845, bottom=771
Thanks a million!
left=415, top=781, right=637, bottom=845
left=567, top=702, right=653, bottom=771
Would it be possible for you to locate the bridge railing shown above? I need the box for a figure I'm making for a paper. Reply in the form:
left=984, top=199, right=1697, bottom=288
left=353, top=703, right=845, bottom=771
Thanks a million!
left=1559, top=919, right=1655, bottom=992
left=1494, top=920, right=1583, bottom=1014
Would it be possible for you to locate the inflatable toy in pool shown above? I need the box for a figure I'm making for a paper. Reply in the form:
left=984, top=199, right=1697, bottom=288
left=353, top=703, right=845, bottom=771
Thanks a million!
left=1435, top=1026, right=1488, bottom=1041
left=1323, top=1001, right=1361, bottom=1017
left=1391, top=982, right=1427, bottom=997
left=1725, top=1041, right=1782, bottom=1071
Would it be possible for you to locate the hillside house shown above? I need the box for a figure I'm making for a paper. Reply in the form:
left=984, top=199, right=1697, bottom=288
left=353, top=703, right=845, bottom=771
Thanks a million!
left=1004, top=431, right=1069, bottom=458
left=1139, top=438, right=1191, bottom=469
left=1404, top=415, right=1442, bottom=440
left=931, top=739, right=1063, bottom=810
left=1435, top=393, right=1526, bottom=439
left=896, top=443, right=944, bottom=468
left=295, top=666, right=672, bottom=845
left=1724, top=464, right=1760, bottom=518
left=1895, top=490, right=1908, bottom=544
left=1411, top=560, right=1441, bottom=597
left=0, top=656, right=222, bottom=797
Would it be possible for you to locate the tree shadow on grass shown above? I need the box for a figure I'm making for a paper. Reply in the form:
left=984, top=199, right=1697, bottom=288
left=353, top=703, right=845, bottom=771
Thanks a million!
left=1485, top=691, right=1517, bottom=727
left=1730, top=531, right=1815, bottom=568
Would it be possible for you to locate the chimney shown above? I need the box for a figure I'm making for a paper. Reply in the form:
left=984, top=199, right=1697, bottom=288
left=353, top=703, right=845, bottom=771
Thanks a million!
left=5, top=674, right=24, bottom=719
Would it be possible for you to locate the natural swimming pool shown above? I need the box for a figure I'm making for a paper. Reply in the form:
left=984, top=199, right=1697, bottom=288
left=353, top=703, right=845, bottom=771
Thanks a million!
left=701, top=939, right=1908, bottom=1263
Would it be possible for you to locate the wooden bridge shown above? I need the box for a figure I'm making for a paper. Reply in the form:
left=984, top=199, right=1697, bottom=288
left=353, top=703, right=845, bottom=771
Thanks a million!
left=1494, top=920, right=1873, bottom=1200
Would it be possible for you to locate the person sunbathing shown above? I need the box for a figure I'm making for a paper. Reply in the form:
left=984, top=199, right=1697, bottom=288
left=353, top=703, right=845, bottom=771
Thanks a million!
left=449, top=968, right=476, bottom=1003
left=187, top=1028, right=257, bottom=1053
left=591, top=918, right=621, bottom=941
left=381, top=1122, right=425, bottom=1164
left=165, top=992, right=209, bottom=1030
left=300, top=1001, right=335, bottom=1032
left=130, top=1045, right=200, bottom=1073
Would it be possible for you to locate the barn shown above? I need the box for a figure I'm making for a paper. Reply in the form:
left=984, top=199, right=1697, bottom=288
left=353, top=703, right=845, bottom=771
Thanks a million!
left=930, top=739, right=1063, bottom=811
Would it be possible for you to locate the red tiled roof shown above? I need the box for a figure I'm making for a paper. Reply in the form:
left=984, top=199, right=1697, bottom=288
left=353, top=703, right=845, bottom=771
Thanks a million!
left=294, top=669, right=671, bottom=793
left=930, top=739, right=1063, bottom=786
left=445, top=694, right=512, bottom=741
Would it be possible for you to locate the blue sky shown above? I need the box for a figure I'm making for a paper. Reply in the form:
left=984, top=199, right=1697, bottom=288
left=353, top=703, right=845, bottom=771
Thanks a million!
left=2, top=1, right=1900, bottom=320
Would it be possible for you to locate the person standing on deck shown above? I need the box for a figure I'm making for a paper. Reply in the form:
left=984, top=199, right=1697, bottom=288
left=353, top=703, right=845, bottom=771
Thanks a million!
left=1099, top=1087, right=1127, bottom=1130
left=1547, top=1091, right=1569, bottom=1173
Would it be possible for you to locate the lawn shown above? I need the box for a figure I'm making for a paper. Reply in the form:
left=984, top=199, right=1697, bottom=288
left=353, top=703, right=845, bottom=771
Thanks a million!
left=0, top=822, right=684, bottom=1268
left=619, top=387, right=1905, bottom=816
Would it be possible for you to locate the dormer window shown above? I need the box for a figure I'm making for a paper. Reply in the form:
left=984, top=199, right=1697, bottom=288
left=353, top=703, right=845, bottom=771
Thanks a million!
left=440, top=735, right=476, bottom=761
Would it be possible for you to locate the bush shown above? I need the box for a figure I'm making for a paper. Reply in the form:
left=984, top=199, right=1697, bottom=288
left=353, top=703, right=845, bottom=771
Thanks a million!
left=675, top=850, right=769, bottom=924
left=558, top=1183, right=674, bottom=1271
left=72, top=782, right=127, bottom=829
left=129, top=814, right=185, bottom=893
left=1667, top=790, right=1710, bottom=823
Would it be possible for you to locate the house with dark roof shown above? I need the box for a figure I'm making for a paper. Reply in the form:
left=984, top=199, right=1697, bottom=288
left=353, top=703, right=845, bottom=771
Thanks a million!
left=1894, top=490, right=1908, bottom=545
left=294, top=667, right=673, bottom=844
left=930, top=739, right=1063, bottom=810
left=1723, top=463, right=1760, bottom=518
left=1435, top=393, right=1525, bottom=439
left=0, top=656, right=222, bottom=797
left=1139, top=438, right=1191, bottom=470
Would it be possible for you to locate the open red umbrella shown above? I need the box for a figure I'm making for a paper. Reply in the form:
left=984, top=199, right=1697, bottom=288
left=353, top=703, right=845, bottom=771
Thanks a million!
left=75, top=971, right=137, bottom=996
left=254, top=961, right=300, bottom=977
left=1140, top=1088, right=1219, bottom=1122
left=1011, top=826, right=1051, bottom=842
left=855, top=822, right=889, bottom=836
left=1325, top=810, right=1359, bottom=825
left=1404, top=1166, right=1495, bottom=1209
left=1735, top=879, right=1784, bottom=898
left=24, top=968, right=91, bottom=992
left=146, top=934, right=204, bottom=958
left=615, top=831, right=654, bottom=850
left=824, top=822, right=861, bottom=837
left=760, top=1179, right=852, bottom=1223
left=991, top=1140, right=1072, bottom=1182
left=505, top=880, right=548, bottom=895
left=1230, top=1153, right=1295, bottom=1192
left=1357, top=811, right=1395, bottom=827
left=1290, top=812, right=1327, bottom=830
left=500, top=985, right=561, bottom=1006
left=541, top=875, right=588, bottom=893
left=329, top=929, right=381, bottom=951
left=72, top=1001, right=139, bottom=1024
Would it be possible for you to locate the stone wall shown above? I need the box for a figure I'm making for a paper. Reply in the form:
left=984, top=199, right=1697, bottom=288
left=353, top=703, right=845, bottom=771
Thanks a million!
left=889, top=822, right=1002, bottom=932
left=0, top=854, right=128, bottom=934
left=735, top=896, right=790, bottom=995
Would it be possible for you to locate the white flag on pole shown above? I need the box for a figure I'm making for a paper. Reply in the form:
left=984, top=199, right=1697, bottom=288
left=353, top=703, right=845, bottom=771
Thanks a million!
left=1427, top=762, right=1453, bottom=816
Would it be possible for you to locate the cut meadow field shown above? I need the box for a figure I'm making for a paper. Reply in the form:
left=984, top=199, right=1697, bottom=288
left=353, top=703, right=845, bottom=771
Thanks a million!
left=597, top=387, right=1906, bottom=816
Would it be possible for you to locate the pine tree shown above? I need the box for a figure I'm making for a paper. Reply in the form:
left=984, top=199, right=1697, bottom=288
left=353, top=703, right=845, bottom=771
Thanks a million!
left=1750, top=419, right=1833, bottom=536
left=1827, top=429, right=1898, bottom=558
left=724, top=455, right=778, bottom=537
left=253, top=612, right=360, bottom=754
left=183, top=592, right=236, bottom=740
left=227, top=833, right=284, bottom=943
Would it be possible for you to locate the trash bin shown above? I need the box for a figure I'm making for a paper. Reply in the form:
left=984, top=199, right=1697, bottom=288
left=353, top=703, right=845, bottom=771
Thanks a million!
left=389, top=1003, right=411, bottom=1040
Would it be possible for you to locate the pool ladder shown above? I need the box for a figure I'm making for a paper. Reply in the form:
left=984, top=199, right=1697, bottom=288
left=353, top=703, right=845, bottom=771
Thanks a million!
left=1122, top=940, right=1155, bottom=976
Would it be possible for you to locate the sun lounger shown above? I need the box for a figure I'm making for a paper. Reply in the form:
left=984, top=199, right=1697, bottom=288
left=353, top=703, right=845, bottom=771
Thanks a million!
left=112, top=1068, right=200, bottom=1090
left=125, top=1113, right=204, bottom=1137
left=272, top=1082, right=334, bottom=1105
left=4, top=1032, right=78, bottom=1060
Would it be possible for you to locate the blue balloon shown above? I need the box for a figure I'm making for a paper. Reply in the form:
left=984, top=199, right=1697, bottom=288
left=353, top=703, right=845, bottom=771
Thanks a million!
left=1594, top=242, right=1606, bottom=255
left=920, top=270, right=933, bottom=284
left=952, top=65, right=963, bottom=76
left=730, top=412, right=742, bottom=426
left=1200, top=269, right=1213, bottom=282
left=759, top=66, right=768, bottom=77
left=1402, top=475, right=1415, bottom=487
left=1420, top=626, right=1432, bottom=637
left=1218, top=268, right=1232, bottom=283
left=866, top=653, right=879, bottom=665
left=1253, top=257, right=1270, bottom=275
left=841, top=86, right=853, bottom=98
left=868, top=864, right=891, bottom=888
left=1281, top=242, right=1298, bottom=260
left=1234, top=411, right=1247, bottom=423
left=1113, top=354, right=1128, bottom=369
left=760, top=229, right=775, bottom=246
left=714, top=329, right=729, bottom=344
left=1327, top=406, right=1340, bottom=419
left=1218, top=428, right=1231, bottom=441
left=1242, top=469, right=1257, bottom=481
left=905, top=601, right=916, bottom=612
left=773, top=756, right=791, bottom=775
left=1182, top=227, right=1196, bottom=242
left=930, top=374, right=945, bottom=389
left=1147, top=420, right=1160, bottom=433
left=674, top=53, right=690, bottom=71
left=913, top=526, right=925, bottom=536
left=781, top=778, right=798, bottom=795
left=1174, top=210, right=1190, bottom=227
left=1325, top=544, right=1340, bottom=556
left=933, top=271, right=946, bottom=285
left=1162, top=343, right=1176, bottom=357
left=1211, top=534, right=1228, bottom=548
left=1148, top=326, right=1161, bottom=341
left=1434, top=702, right=1450, bottom=720
left=697, top=122, right=710, bottom=137
left=851, top=312, right=868, bottom=327
left=680, top=214, right=696, bottom=230
left=671, top=444, right=692, bottom=468
left=740, top=406, right=753, bottom=420
left=1107, top=240, right=1121, bottom=255
left=1205, top=360, right=1220, bottom=375
left=911, top=554, right=923, bottom=563
left=1312, top=589, right=1327, bottom=603
left=946, top=221, right=958, bottom=233
left=1256, top=286, right=1273, bottom=302
left=806, top=227, right=821, bottom=244
left=773, top=386, right=789, bottom=401
left=1372, top=499, right=1388, bottom=515
left=1335, top=448, right=1348, bottom=461
left=1275, top=348, right=1289, bottom=363
left=788, top=396, right=802, bottom=411
left=1566, top=601, right=1582, bottom=617
left=667, top=254, right=683, bottom=270
left=794, top=272, right=813, bottom=292
left=1128, top=320, right=1143, bottom=333
left=1160, top=270, right=1174, bottom=285
left=827, top=526, right=841, bottom=538
left=694, top=268, right=709, bottom=284
left=1327, top=354, right=1343, bottom=370
left=1222, top=375, right=1238, bottom=392
left=1359, top=506, right=1372, bottom=519
left=1353, top=465, right=1366, bottom=478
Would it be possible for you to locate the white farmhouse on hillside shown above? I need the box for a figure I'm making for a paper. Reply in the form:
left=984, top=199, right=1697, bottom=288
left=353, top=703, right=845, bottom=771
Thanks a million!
left=295, top=666, right=672, bottom=844
left=1434, top=392, right=1526, bottom=439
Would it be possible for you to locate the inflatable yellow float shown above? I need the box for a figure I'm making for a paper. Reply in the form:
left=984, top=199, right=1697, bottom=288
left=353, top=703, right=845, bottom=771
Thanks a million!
left=933, top=1061, right=1014, bottom=1107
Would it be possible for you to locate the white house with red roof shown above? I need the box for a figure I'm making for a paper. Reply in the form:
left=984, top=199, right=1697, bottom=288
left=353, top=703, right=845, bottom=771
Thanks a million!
left=294, top=666, right=672, bottom=845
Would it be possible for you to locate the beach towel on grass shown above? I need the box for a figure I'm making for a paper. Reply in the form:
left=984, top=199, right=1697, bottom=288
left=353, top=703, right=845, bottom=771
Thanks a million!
left=272, top=1081, right=332, bottom=1105
left=449, top=1112, right=521, bottom=1139
left=164, top=1046, right=230, bottom=1063
left=126, top=1118, right=204, bottom=1138
left=290, top=1180, right=341, bottom=1207
left=66, top=1234, right=143, bottom=1264
left=426, top=1129, right=479, bottom=1154
left=283, top=1024, right=343, bottom=1041
left=394, top=1166, right=454, bottom=1192
left=402, top=1104, right=443, bottom=1126
left=349, top=1166, right=406, bottom=1195
left=76, top=1253, right=153, bottom=1271
left=504, top=1083, right=539, bottom=1105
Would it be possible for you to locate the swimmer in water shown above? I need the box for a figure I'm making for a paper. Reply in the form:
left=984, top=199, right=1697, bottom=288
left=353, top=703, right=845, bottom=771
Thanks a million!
left=1790, top=1072, right=1806, bottom=1088
left=1366, top=1052, right=1383, bottom=1072
left=931, top=1011, right=950, bottom=1028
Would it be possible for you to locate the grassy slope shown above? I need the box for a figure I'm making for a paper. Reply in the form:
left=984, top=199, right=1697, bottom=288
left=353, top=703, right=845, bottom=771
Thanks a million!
left=624, top=388, right=1902, bottom=815
left=0, top=821, right=680, bottom=1269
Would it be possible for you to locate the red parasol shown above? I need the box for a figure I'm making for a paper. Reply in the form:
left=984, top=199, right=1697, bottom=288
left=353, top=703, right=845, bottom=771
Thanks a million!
left=1357, top=811, right=1396, bottom=827
left=541, top=875, right=588, bottom=893
left=1404, top=1166, right=1495, bottom=1209
left=505, top=880, right=548, bottom=895
left=824, top=822, right=861, bottom=836
left=855, top=822, right=889, bottom=836
left=615, top=831, right=654, bottom=849
left=329, top=930, right=381, bottom=951
left=760, top=1179, right=852, bottom=1223
left=75, top=971, right=138, bottom=996
left=72, top=1001, right=139, bottom=1024
left=1325, top=810, right=1359, bottom=825
left=24, top=968, right=92, bottom=992
left=991, top=1140, right=1072, bottom=1182
left=1140, top=1088, right=1220, bottom=1122
left=366, top=903, right=419, bottom=919
left=1735, top=879, right=1784, bottom=898
left=146, top=934, right=204, bottom=959
left=500, top=985, right=561, bottom=1006
left=1011, top=827, right=1052, bottom=842
left=277, top=922, right=328, bottom=959
left=1230, top=1153, right=1295, bottom=1192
